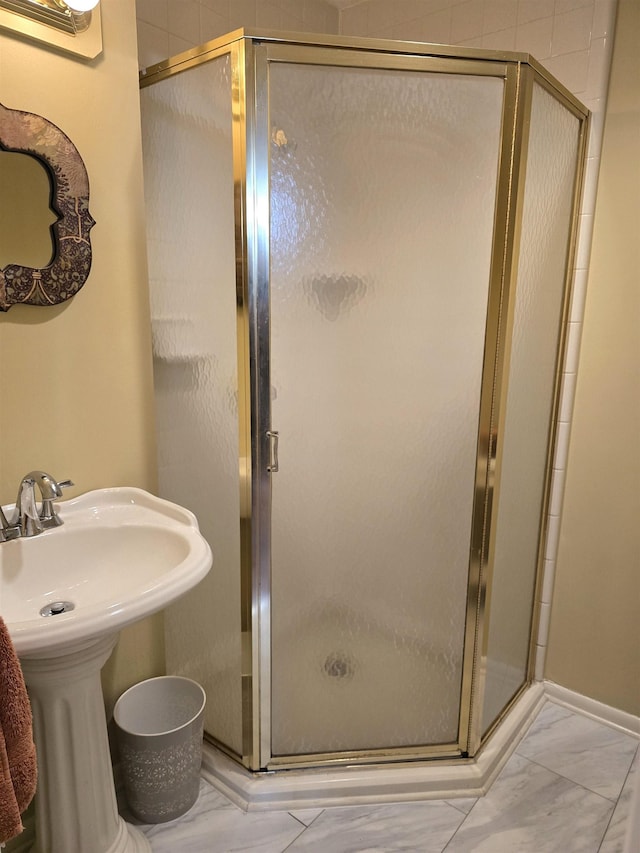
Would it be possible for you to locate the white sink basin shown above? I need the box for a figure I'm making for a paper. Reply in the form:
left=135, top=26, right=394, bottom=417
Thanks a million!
left=0, top=487, right=212, bottom=656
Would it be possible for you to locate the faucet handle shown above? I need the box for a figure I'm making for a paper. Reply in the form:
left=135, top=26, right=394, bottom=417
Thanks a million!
left=40, top=477, right=74, bottom=528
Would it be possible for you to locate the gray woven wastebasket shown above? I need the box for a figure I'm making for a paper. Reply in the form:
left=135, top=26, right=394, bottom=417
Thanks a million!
left=114, top=676, right=206, bottom=823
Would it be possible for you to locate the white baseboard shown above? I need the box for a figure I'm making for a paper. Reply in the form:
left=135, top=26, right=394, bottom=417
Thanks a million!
left=201, top=682, right=546, bottom=812
left=544, top=681, right=640, bottom=737
left=202, top=682, right=639, bottom=812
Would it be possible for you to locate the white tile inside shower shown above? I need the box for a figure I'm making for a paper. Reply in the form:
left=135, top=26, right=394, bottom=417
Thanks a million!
left=451, top=0, right=485, bottom=43
left=568, top=269, right=589, bottom=325
left=517, top=0, right=556, bottom=26
left=545, top=49, right=591, bottom=94
left=592, top=0, right=617, bottom=38
left=136, top=0, right=168, bottom=30
left=136, top=0, right=340, bottom=69
left=167, top=0, right=201, bottom=43
left=552, top=5, right=595, bottom=56
left=514, top=15, right=554, bottom=56
left=483, top=0, right=518, bottom=35
left=136, top=20, right=170, bottom=70
left=481, top=27, right=516, bottom=50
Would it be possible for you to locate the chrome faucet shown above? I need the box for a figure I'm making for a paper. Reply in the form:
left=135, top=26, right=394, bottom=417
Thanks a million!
left=0, top=471, right=73, bottom=542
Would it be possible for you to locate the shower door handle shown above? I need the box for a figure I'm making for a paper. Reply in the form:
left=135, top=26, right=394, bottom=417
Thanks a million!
left=266, top=430, right=279, bottom=473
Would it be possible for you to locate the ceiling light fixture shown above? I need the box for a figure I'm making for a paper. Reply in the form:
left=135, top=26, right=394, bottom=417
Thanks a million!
left=64, top=0, right=98, bottom=10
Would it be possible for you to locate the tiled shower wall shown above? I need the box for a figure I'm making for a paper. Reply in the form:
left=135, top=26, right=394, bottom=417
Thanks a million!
left=135, top=0, right=618, bottom=678
left=136, top=0, right=339, bottom=69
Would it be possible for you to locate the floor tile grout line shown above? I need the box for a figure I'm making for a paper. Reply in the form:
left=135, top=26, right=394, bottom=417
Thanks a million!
left=288, top=809, right=325, bottom=829
left=597, top=743, right=639, bottom=852
left=446, top=799, right=478, bottom=816
left=514, top=751, right=629, bottom=804
left=281, top=819, right=315, bottom=852
left=597, top=806, right=617, bottom=853
left=440, top=754, right=550, bottom=853
left=440, top=748, right=622, bottom=853
left=437, top=801, right=475, bottom=853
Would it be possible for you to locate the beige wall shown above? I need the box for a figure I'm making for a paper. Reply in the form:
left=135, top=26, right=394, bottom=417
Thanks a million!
left=0, top=0, right=163, bottom=710
left=546, top=0, right=640, bottom=715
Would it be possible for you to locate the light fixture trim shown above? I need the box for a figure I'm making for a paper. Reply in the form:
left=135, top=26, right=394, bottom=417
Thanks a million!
left=0, top=0, right=103, bottom=58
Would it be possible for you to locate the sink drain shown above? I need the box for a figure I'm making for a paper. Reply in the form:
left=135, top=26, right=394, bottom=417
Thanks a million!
left=40, top=601, right=75, bottom=617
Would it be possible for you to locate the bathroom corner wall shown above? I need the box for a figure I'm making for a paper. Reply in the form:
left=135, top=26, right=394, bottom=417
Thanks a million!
left=545, top=0, right=640, bottom=716
left=0, top=0, right=162, bottom=710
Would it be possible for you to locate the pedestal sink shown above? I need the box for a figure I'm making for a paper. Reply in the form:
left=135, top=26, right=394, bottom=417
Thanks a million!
left=0, top=488, right=212, bottom=853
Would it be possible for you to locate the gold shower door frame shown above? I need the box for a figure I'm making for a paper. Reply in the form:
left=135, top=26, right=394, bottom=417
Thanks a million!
left=250, top=43, right=520, bottom=772
left=139, top=30, right=589, bottom=773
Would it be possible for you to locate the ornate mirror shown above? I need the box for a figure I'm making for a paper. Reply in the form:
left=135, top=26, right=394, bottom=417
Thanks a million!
left=0, top=102, right=95, bottom=311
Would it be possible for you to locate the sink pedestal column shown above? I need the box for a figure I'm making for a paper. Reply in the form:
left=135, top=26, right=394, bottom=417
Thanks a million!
left=21, top=633, right=150, bottom=853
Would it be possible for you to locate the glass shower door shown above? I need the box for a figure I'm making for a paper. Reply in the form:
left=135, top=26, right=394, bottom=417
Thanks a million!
left=480, top=82, right=583, bottom=735
left=267, top=59, right=505, bottom=758
left=140, top=53, right=244, bottom=758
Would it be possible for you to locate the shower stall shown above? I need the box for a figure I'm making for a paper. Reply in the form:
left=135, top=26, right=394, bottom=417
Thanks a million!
left=139, top=30, right=588, bottom=782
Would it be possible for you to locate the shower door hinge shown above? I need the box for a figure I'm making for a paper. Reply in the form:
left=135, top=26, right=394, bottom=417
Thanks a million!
left=266, top=430, right=279, bottom=473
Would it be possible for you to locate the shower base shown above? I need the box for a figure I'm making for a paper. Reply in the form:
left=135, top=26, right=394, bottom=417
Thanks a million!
left=201, top=682, right=545, bottom=811
left=271, top=606, right=467, bottom=755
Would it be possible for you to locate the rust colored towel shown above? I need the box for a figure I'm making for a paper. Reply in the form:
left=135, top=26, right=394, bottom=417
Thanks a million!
left=0, top=615, right=37, bottom=844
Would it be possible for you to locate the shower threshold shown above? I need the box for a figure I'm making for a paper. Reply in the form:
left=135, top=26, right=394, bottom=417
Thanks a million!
left=201, top=683, right=545, bottom=811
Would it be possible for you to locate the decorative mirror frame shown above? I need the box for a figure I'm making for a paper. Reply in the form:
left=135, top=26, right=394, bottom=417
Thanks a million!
left=0, top=102, right=95, bottom=311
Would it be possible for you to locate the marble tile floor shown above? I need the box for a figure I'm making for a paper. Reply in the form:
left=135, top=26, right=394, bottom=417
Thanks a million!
left=127, top=701, right=638, bottom=853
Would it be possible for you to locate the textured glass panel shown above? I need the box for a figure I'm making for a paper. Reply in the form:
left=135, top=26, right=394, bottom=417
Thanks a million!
left=269, top=63, right=504, bottom=754
left=140, top=56, right=243, bottom=755
left=482, top=84, right=581, bottom=733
